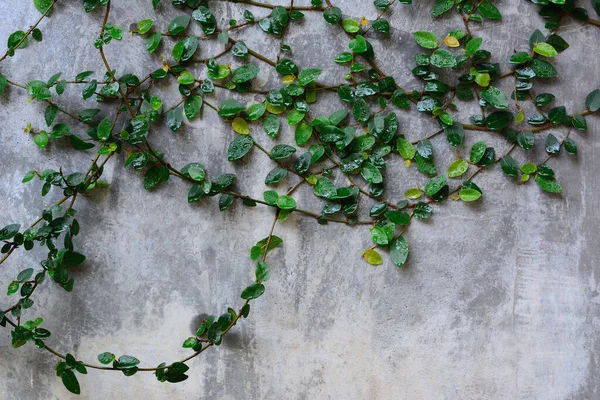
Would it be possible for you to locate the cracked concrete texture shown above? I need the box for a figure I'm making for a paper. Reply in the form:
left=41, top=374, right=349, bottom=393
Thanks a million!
left=0, top=0, right=599, bottom=399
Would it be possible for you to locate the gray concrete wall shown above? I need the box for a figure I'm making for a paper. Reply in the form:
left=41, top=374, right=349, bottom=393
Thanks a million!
left=0, top=0, right=599, bottom=399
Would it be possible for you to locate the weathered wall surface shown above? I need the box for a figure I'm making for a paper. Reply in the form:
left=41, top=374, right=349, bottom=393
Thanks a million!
left=0, top=1, right=599, bottom=399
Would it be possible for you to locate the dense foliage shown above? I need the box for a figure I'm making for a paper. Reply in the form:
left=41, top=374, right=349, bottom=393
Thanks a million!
left=1, top=0, right=599, bottom=394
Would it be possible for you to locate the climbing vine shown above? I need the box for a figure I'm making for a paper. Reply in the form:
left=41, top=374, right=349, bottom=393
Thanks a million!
left=1, top=0, right=599, bottom=394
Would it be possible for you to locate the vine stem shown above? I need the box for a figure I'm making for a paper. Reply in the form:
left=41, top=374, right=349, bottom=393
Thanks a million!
left=587, top=18, right=600, bottom=27
left=324, top=0, right=415, bottom=103
left=24, top=190, right=284, bottom=373
left=3, top=72, right=369, bottom=227
left=0, top=0, right=57, bottom=63
left=2, top=152, right=114, bottom=317
left=276, top=0, right=294, bottom=63
left=218, top=0, right=324, bottom=11
left=99, top=1, right=136, bottom=118
left=363, top=0, right=397, bottom=35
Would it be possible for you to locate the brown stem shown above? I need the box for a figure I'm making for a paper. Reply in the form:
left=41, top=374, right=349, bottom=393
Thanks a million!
left=0, top=0, right=57, bottom=63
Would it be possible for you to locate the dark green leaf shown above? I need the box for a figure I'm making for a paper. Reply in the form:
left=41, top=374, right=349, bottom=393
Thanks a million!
left=227, top=135, right=253, bottom=161
left=61, top=370, right=80, bottom=395
left=390, top=236, right=409, bottom=267
left=241, top=283, right=265, bottom=300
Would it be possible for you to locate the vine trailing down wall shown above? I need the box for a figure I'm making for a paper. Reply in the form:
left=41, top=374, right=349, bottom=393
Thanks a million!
left=0, top=0, right=598, bottom=394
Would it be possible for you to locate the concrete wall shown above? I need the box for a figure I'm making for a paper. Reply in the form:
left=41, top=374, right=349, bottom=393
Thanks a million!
left=0, top=1, right=599, bottom=399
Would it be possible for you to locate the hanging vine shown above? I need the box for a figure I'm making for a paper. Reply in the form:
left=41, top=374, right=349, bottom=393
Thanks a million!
left=1, top=0, right=599, bottom=394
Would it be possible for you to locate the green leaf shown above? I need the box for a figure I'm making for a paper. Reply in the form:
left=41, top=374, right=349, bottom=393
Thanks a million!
left=481, top=86, right=508, bottom=110
left=218, top=99, right=245, bottom=117
left=265, top=167, right=287, bottom=185
left=485, top=111, right=513, bottom=130
left=7, top=281, right=19, bottom=295
left=413, top=202, right=432, bottom=219
left=385, top=210, right=411, bottom=225
left=510, top=51, right=532, bottom=64
left=371, top=225, right=393, bottom=246
left=444, top=123, right=464, bottom=147
left=323, top=7, right=342, bottom=24
left=270, top=144, right=296, bottom=160
left=431, top=0, right=454, bottom=18
left=247, top=103, right=266, bottom=121
left=397, top=137, right=416, bottom=159
left=0, top=74, right=6, bottom=96
left=264, top=114, right=280, bottom=138
left=97, top=352, right=115, bottom=365
left=535, top=93, right=555, bottom=107
left=530, top=58, right=557, bottom=78
left=447, top=159, right=468, bottom=178
left=22, top=170, right=36, bottom=183
left=404, top=188, right=422, bottom=200
left=182, top=337, right=198, bottom=348
left=63, top=251, right=86, bottom=266
left=430, top=49, right=456, bottom=68
left=548, top=106, right=566, bottom=124
left=232, top=64, right=260, bottom=83
left=572, top=115, right=587, bottom=131
left=586, top=89, right=600, bottom=112
left=390, top=236, right=409, bottom=267
left=17, top=268, right=33, bottom=282
left=116, top=355, right=140, bottom=369
left=372, top=19, right=390, bottom=34
left=173, top=36, right=198, bottom=62
left=219, top=194, right=234, bottom=210
left=544, top=133, right=560, bottom=154
left=241, top=283, right=265, bottom=300
left=500, top=156, right=518, bottom=177
left=227, top=135, right=253, bottom=161
left=520, top=163, right=537, bottom=175
left=263, top=190, right=278, bottom=205
left=559, top=138, right=575, bottom=157
left=470, top=141, right=486, bottom=163
left=530, top=31, right=546, bottom=51
left=314, top=177, right=337, bottom=199
left=34, top=131, right=49, bottom=148
left=517, top=131, right=534, bottom=150
left=255, top=260, right=270, bottom=282
left=231, top=41, right=248, bottom=58
left=298, top=68, right=321, bottom=86
left=533, top=43, right=557, bottom=58
left=144, top=167, right=162, bottom=190
left=97, top=117, right=112, bottom=142
left=478, top=1, right=502, bottom=19
left=61, top=370, right=80, bottom=395
left=465, top=37, right=482, bottom=56
left=353, top=98, right=370, bottom=122
left=34, top=0, right=53, bottom=13
left=137, top=19, right=154, bottom=34
left=276, top=195, right=296, bottom=210
left=145, top=32, right=162, bottom=53
left=167, top=108, right=183, bottom=131
left=275, top=58, right=298, bottom=75
left=414, top=31, right=438, bottom=49
left=184, top=96, right=203, bottom=120
left=459, top=188, right=482, bottom=202
left=342, top=19, right=359, bottom=33
left=295, top=122, right=312, bottom=146
left=424, top=175, right=447, bottom=196
left=361, top=162, right=382, bottom=184
left=535, top=175, right=562, bottom=193
left=168, top=15, right=191, bottom=35
left=349, top=35, right=367, bottom=53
